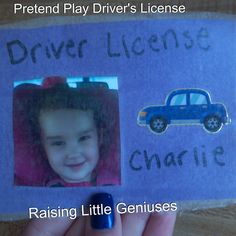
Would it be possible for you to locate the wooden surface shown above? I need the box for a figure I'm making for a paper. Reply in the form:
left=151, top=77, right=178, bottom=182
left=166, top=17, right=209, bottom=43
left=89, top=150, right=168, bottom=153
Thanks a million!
left=174, top=205, right=236, bottom=236
left=0, top=1, right=236, bottom=235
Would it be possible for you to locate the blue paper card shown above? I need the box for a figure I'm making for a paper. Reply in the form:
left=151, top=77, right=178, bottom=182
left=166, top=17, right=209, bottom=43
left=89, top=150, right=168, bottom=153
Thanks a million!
left=0, top=16, right=236, bottom=215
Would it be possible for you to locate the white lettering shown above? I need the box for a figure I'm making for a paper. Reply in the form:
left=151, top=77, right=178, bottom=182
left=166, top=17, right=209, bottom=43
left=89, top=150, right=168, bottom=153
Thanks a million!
left=14, top=4, right=22, bottom=14
left=28, top=207, right=78, bottom=219
left=116, top=202, right=178, bottom=214
left=81, top=205, right=89, bottom=216
left=13, top=4, right=60, bottom=14
left=93, top=3, right=102, bottom=13
left=29, top=207, right=39, bottom=218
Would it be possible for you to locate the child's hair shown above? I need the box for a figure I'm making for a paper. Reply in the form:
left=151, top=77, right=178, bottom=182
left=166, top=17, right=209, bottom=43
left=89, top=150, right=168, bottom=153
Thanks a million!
left=14, top=78, right=120, bottom=186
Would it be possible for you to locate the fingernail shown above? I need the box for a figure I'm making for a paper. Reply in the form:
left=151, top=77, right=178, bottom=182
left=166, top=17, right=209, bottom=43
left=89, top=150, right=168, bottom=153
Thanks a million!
left=90, top=193, right=114, bottom=230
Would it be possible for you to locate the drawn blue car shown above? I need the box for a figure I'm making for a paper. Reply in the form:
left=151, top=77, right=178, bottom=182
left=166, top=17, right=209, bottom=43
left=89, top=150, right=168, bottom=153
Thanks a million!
left=137, top=89, right=231, bottom=133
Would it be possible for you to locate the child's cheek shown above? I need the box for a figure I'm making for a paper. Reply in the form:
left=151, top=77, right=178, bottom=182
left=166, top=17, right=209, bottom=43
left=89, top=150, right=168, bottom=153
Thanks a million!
left=46, top=148, right=61, bottom=164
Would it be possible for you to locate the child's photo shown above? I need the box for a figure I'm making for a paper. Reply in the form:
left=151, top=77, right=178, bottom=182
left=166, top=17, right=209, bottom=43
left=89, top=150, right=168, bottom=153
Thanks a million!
left=13, top=76, right=121, bottom=187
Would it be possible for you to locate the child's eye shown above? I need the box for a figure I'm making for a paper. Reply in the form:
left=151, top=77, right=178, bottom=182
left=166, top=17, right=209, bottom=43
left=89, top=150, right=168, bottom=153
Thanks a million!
left=50, top=141, right=65, bottom=146
left=79, top=135, right=91, bottom=142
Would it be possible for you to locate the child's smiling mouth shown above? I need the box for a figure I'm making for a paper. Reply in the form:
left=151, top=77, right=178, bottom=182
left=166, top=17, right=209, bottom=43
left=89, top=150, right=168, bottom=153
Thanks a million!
left=65, top=161, right=86, bottom=171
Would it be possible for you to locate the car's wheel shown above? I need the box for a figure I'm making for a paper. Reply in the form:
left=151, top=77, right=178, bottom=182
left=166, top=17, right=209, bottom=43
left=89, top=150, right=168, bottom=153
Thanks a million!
left=149, top=116, right=167, bottom=133
left=203, top=115, right=222, bottom=133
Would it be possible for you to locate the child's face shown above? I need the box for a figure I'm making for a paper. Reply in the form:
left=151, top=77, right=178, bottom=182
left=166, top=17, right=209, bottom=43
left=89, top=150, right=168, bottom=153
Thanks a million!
left=39, top=109, right=99, bottom=183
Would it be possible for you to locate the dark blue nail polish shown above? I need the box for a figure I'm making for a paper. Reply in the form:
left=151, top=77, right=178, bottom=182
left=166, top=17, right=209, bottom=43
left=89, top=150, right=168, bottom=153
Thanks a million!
left=90, top=193, right=114, bottom=230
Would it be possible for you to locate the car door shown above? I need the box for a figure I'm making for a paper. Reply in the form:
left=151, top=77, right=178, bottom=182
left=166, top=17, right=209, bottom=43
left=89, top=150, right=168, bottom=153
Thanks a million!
left=188, top=92, right=209, bottom=120
left=168, top=93, right=188, bottom=121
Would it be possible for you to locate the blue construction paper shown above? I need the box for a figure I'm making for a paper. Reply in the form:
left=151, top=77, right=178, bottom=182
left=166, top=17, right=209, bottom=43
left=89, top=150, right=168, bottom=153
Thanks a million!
left=0, top=17, right=236, bottom=215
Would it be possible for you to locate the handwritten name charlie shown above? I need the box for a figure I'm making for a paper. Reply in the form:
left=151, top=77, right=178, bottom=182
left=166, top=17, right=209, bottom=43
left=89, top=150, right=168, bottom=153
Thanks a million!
left=129, top=145, right=225, bottom=171
left=6, top=27, right=210, bottom=65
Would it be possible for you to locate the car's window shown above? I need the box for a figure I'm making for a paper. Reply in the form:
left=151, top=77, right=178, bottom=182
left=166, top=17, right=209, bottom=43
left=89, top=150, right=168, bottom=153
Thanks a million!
left=190, top=93, right=207, bottom=105
left=170, top=94, right=187, bottom=106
